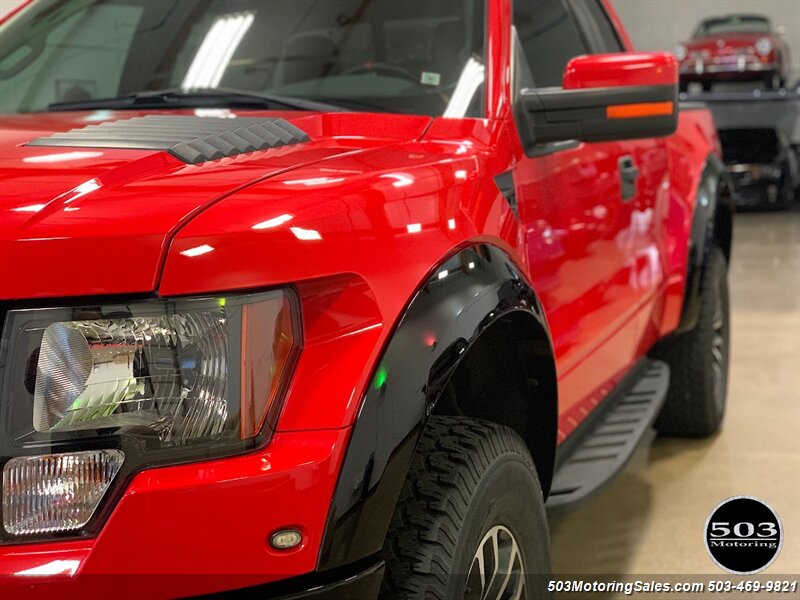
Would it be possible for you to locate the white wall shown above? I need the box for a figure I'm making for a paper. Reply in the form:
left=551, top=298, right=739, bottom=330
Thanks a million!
left=612, top=0, right=800, bottom=84
left=0, top=0, right=25, bottom=20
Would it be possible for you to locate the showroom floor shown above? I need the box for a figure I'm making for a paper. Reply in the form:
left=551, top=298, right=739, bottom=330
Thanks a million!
left=549, top=211, right=800, bottom=579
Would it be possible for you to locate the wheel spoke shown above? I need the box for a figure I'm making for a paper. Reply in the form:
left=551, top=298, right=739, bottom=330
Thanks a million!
left=510, top=574, right=526, bottom=600
left=470, top=525, right=526, bottom=600
left=712, top=298, right=724, bottom=330
left=709, top=274, right=728, bottom=412
left=484, top=529, right=500, bottom=600
left=476, top=546, right=486, bottom=592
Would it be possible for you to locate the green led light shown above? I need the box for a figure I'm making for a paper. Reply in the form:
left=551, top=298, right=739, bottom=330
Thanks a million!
left=218, top=298, right=226, bottom=307
left=373, top=365, right=388, bottom=390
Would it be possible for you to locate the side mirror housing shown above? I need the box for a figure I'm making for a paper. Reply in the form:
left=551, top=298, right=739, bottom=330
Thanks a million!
left=518, top=52, right=678, bottom=152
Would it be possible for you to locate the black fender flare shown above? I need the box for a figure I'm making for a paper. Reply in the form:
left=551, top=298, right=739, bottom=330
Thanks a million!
left=676, top=154, right=733, bottom=333
left=317, top=244, right=556, bottom=570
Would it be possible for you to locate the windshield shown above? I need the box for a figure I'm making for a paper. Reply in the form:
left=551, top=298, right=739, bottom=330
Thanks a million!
left=694, top=16, right=770, bottom=37
left=0, top=0, right=485, bottom=117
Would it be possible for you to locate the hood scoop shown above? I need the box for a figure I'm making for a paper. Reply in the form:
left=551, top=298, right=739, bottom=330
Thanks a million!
left=28, top=115, right=310, bottom=164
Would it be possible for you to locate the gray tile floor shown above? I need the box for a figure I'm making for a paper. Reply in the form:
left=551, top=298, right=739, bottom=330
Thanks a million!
left=550, top=212, right=800, bottom=580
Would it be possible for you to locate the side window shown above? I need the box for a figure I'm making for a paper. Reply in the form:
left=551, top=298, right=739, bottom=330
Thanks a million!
left=570, top=0, right=624, bottom=53
left=512, top=0, right=588, bottom=88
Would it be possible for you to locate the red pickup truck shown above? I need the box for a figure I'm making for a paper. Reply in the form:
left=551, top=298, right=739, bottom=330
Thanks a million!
left=0, top=1, right=731, bottom=598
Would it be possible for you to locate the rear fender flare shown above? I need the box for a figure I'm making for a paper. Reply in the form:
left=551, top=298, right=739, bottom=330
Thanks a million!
left=677, top=154, right=733, bottom=333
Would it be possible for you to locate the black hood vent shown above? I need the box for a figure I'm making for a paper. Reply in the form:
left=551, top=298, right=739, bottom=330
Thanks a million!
left=28, top=115, right=310, bottom=164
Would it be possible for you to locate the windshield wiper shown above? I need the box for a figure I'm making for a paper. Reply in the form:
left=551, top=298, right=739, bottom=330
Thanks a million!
left=47, top=87, right=348, bottom=113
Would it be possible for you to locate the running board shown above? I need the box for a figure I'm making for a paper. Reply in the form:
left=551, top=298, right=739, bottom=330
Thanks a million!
left=546, top=360, right=670, bottom=515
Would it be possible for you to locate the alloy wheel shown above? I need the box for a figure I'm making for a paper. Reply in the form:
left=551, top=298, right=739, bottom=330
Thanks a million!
left=710, top=277, right=727, bottom=414
left=465, top=525, right=526, bottom=600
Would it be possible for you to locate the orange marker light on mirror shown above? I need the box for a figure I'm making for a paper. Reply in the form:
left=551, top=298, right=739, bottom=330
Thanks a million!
left=607, top=101, right=674, bottom=120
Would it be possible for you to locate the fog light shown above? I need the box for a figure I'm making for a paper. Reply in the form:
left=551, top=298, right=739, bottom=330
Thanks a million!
left=270, top=528, right=302, bottom=550
left=2, top=450, right=124, bottom=535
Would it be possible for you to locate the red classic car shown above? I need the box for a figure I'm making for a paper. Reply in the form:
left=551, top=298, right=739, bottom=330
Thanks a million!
left=675, top=14, right=790, bottom=91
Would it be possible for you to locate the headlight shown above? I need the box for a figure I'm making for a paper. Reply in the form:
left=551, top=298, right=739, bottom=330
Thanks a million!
left=755, top=37, right=773, bottom=56
left=673, top=44, right=688, bottom=62
left=0, top=290, right=299, bottom=539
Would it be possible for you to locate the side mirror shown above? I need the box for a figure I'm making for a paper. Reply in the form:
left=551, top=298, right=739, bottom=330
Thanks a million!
left=518, top=52, right=678, bottom=151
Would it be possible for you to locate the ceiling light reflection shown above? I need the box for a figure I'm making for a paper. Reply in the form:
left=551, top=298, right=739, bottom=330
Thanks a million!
left=23, top=151, right=104, bottom=164
left=16, top=559, right=80, bottom=576
left=194, top=108, right=236, bottom=119
left=180, top=244, right=215, bottom=257
left=290, top=227, right=322, bottom=241
left=182, top=12, right=255, bottom=89
left=283, top=177, right=345, bottom=186
left=381, top=173, right=414, bottom=188
left=62, top=178, right=102, bottom=204
left=12, top=204, right=46, bottom=213
left=252, top=214, right=293, bottom=230
left=444, top=57, right=485, bottom=118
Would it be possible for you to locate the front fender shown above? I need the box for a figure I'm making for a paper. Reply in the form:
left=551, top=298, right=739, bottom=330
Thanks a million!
left=317, top=244, right=554, bottom=570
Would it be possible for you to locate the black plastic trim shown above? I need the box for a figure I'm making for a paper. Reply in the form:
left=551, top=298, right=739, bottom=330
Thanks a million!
left=676, top=154, right=732, bottom=333
left=494, top=171, right=518, bottom=217
left=547, top=359, right=669, bottom=515
left=193, top=557, right=383, bottom=599
left=520, top=84, right=678, bottom=150
left=317, top=245, right=555, bottom=571
left=28, top=115, right=310, bottom=164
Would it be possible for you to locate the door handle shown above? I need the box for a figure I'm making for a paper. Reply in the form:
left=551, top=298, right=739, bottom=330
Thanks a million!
left=618, top=155, right=639, bottom=202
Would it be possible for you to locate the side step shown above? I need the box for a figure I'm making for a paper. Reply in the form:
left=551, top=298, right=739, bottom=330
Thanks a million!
left=546, top=360, right=670, bottom=515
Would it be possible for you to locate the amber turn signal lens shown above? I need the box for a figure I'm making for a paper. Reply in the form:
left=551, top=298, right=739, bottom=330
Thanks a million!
left=240, top=296, right=298, bottom=439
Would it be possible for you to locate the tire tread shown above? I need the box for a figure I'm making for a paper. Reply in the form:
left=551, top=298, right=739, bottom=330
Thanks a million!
left=380, top=416, right=541, bottom=599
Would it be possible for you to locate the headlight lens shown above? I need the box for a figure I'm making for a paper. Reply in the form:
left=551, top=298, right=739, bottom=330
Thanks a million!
left=33, top=312, right=229, bottom=440
left=673, top=44, right=688, bottom=61
left=755, top=37, right=773, bottom=56
left=0, top=290, right=299, bottom=539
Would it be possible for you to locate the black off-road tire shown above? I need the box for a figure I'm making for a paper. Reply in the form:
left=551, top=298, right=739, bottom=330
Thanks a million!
left=651, top=246, right=730, bottom=437
left=380, top=416, right=551, bottom=600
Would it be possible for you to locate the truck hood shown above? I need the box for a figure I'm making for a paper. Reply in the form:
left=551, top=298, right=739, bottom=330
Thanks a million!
left=0, top=110, right=431, bottom=300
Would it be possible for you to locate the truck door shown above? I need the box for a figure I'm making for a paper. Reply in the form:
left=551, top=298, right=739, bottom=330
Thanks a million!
left=570, top=0, right=671, bottom=356
left=510, top=0, right=640, bottom=437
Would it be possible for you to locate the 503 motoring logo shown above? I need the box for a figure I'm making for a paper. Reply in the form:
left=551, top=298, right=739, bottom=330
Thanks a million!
left=705, top=496, right=784, bottom=574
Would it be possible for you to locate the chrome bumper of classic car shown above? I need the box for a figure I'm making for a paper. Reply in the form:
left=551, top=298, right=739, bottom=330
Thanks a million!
left=680, top=58, right=774, bottom=75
